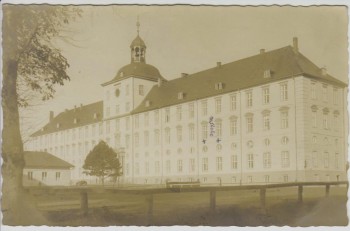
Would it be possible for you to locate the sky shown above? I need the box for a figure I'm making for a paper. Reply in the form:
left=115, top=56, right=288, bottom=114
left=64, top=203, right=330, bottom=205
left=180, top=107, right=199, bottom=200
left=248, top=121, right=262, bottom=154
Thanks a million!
left=20, top=5, right=348, bottom=140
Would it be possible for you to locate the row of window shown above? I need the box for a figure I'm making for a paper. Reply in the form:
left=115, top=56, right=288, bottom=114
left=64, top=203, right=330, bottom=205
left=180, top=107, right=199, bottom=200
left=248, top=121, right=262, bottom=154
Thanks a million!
left=306, top=152, right=340, bottom=169
left=131, top=152, right=291, bottom=175
left=311, top=108, right=340, bottom=131
left=27, top=171, right=61, bottom=181
left=310, top=82, right=340, bottom=105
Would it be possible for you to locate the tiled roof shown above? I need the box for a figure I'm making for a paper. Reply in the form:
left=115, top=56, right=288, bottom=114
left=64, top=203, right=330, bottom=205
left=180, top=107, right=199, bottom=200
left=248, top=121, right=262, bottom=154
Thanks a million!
left=31, top=101, right=103, bottom=137
left=24, top=151, right=74, bottom=169
left=102, top=62, right=165, bottom=86
left=132, top=46, right=347, bottom=114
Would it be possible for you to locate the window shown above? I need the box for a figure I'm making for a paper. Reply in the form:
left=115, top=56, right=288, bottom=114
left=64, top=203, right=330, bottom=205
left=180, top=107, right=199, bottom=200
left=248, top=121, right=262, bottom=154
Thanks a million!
left=55, top=172, right=61, bottom=181
left=263, top=114, right=270, bottom=131
left=202, top=100, right=208, bottom=116
left=248, top=154, right=254, bottom=169
left=189, top=124, right=195, bottom=141
left=106, top=107, right=110, bottom=117
left=165, top=128, right=171, bottom=144
left=126, top=84, right=130, bottom=96
left=230, top=94, right=237, bottom=111
left=154, top=110, right=159, bottom=125
left=277, top=135, right=287, bottom=145
left=246, top=91, right=253, bottom=107
left=106, top=121, right=110, bottom=134
left=28, top=171, right=33, bottom=180
left=262, top=87, right=270, bottom=104
left=144, top=112, right=149, bottom=126
left=139, top=85, right=144, bottom=96
left=322, top=84, right=328, bottom=102
left=216, top=119, right=222, bottom=137
left=135, top=163, right=139, bottom=175
left=126, top=117, right=130, bottom=130
left=176, top=126, right=182, bottom=142
left=166, top=160, right=171, bottom=173
left=144, top=131, right=149, bottom=146
left=177, top=160, right=183, bottom=173
left=324, top=152, right=329, bottom=168
left=115, top=119, right=120, bottom=131
left=281, top=111, right=288, bottom=129
left=178, top=92, right=184, bottom=99
left=165, top=108, right=170, bottom=123
left=323, top=113, right=329, bottom=129
left=263, top=152, right=271, bottom=168
left=264, top=69, right=271, bottom=78
left=281, top=151, right=290, bottom=168
left=334, top=114, right=339, bottom=131
left=145, top=162, right=149, bottom=175
left=106, top=90, right=110, bottom=100
left=125, top=135, right=130, bottom=148
left=115, top=134, right=121, bottom=147
left=248, top=176, right=253, bottom=183
left=335, top=153, right=339, bottom=169
left=189, top=159, right=195, bottom=172
left=134, top=115, right=139, bottom=129
left=280, top=83, right=288, bottom=101
left=154, top=130, right=160, bottom=145
left=134, top=133, right=139, bottom=147
left=202, top=158, right=208, bottom=172
left=177, top=106, right=182, bottom=121
left=264, top=175, right=270, bottom=183
left=201, top=123, right=208, bottom=140
left=155, top=161, right=160, bottom=174
left=216, top=157, right=223, bottom=171
left=246, top=116, right=253, bottom=133
left=333, top=88, right=338, bottom=105
left=99, top=123, right=103, bottom=135
left=116, top=105, right=120, bottom=114
left=283, top=175, right=288, bottom=182
left=312, top=151, right=318, bottom=167
left=215, top=82, right=224, bottom=90
left=125, top=102, right=130, bottom=111
left=311, top=82, right=317, bottom=99
left=42, top=172, right=47, bottom=181
left=231, top=155, right=238, bottom=169
left=230, top=118, right=237, bottom=135
left=189, top=103, right=195, bottom=118
left=215, top=98, right=221, bottom=113
left=312, top=111, right=317, bottom=128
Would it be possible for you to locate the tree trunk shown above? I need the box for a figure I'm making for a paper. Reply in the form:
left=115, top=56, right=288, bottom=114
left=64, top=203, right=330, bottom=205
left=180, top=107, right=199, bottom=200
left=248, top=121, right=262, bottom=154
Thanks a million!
left=1, top=59, right=25, bottom=225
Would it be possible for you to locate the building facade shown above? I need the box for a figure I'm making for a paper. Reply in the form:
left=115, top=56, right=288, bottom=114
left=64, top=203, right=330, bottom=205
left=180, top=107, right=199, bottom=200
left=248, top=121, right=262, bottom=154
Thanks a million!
left=25, top=27, right=348, bottom=185
left=23, top=151, right=73, bottom=186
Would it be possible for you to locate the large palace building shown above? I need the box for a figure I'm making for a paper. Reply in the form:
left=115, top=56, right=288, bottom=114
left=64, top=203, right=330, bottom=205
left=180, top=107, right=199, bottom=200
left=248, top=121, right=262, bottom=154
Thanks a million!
left=25, top=24, right=348, bottom=185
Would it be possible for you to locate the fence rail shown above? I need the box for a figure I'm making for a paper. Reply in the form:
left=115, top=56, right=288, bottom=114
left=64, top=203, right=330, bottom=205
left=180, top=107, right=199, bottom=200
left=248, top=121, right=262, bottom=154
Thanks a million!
left=25, top=180, right=348, bottom=225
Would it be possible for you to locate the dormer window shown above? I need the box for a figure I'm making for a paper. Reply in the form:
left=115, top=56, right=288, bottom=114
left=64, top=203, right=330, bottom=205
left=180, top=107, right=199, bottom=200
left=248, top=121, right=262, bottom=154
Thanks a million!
left=178, top=92, right=185, bottom=100
left=56, top=123, right=60, bottom=129
left=264, top=69, right=271, bottom=78
left=215, top=82, right=224, bottom=90
left=120, top=72, right=124, bottom=77
left=93, top=113, right=98, bottom=119
left=145, top=100, right=151, bottom=107
left=74, top=118, right=78, bottom=124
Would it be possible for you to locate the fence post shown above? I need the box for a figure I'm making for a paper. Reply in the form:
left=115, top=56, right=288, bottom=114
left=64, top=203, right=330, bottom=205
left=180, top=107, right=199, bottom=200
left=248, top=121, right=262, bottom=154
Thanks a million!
left=210, top=190, right=216, bottom=213
left=260, top=188, right=266, bottom=210
left=325, top=184, right=330, bottom=197
left=298, top=185, right=303, bottom=204
left=146, top=194, right=154, bottom=225
left=80, top=191, right=88, bottom=216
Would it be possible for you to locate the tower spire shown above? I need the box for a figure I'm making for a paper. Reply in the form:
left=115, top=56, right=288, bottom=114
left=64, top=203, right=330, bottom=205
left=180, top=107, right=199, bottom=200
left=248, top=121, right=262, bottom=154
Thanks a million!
left=136, top=16, right=140, bottom=36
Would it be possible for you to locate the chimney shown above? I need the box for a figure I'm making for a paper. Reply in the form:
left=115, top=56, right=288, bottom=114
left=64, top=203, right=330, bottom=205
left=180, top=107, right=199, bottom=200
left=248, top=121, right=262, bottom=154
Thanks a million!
left=49, top=111, right=54, bottom=122
left=293, top=37, right=299, bottom=53
left=181, top=73, right=188, bottom=78
left=216, top=62, right=222, bottom=68
left=260, top=49, right=265, bottom=54
left=80, top=103, right=83, bottom=108
left=157, top=78, right=162, bottom=87
left=74, top=105, right=77, bottom=111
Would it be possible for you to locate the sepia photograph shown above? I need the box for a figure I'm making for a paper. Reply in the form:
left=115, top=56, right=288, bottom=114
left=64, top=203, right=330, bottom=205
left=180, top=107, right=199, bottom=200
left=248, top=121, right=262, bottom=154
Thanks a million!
left=1, top=2, right=349, bottom=228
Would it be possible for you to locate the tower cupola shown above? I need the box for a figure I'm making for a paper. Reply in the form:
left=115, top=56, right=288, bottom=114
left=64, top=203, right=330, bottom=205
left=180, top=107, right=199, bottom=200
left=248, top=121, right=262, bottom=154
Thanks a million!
left=130, top=17, right=146, bottom=63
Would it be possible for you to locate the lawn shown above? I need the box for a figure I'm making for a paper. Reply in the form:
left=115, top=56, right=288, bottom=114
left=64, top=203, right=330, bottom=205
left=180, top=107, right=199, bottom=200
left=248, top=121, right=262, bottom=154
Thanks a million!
left=29, top=185, right=348, bottom=226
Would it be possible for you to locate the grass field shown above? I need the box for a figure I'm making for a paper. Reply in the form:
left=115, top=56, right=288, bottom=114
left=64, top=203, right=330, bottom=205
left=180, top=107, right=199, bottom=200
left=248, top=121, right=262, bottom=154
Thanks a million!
left=29, top=185, right=348, bottom=226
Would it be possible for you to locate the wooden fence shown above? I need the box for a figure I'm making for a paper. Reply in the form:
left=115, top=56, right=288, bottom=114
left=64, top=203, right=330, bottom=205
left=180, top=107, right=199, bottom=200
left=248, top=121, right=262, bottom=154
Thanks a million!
left=25, top=181, right=348, bottom=225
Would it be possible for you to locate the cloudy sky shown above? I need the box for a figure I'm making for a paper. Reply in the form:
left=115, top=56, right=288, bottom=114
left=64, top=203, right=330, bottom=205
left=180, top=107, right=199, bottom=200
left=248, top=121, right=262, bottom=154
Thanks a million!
left=21, top=5, right=348, bottom=140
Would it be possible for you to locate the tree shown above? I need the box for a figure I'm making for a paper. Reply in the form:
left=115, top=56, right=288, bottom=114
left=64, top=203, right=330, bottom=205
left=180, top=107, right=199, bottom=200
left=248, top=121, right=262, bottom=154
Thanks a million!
left=83, top=141, right=122, bottom=185
left=2, top=5, right=81, bottom=225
